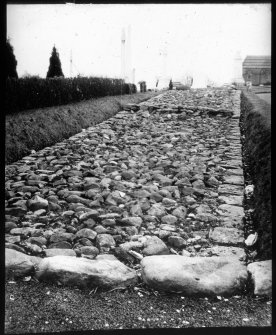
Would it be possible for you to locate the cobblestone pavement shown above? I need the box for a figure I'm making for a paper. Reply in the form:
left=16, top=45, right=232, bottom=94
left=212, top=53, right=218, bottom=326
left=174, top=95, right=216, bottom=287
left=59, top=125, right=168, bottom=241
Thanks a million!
left=7, top=87, right=268, bottom=294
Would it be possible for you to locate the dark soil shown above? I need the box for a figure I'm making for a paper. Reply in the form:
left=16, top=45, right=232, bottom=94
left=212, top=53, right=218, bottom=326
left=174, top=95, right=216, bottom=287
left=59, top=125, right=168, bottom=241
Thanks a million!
left=5, top=279, right=272, bottom=333
left=240, top=91, right=271, bottom=260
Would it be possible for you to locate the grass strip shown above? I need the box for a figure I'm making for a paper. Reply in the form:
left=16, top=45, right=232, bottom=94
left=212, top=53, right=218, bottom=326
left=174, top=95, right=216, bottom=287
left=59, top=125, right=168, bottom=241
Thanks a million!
left=240, top=90, right=271, bottom=259
left=5, top=91, right=160, bottom=164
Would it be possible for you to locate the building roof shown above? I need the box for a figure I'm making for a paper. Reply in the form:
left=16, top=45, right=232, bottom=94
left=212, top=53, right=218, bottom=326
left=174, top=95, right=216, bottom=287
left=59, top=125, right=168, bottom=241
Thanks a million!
left=243, top=56, right=271, bottom=69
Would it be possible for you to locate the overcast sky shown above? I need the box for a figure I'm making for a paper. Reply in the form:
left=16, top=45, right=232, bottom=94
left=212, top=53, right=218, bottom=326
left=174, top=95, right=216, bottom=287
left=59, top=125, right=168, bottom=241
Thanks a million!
left=7, top=3, right=271, bottom=88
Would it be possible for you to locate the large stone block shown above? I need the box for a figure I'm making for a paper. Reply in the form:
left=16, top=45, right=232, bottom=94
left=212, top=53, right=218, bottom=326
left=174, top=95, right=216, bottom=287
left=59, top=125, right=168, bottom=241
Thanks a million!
left=35, top=255, right=137, bottom=289
left=5, top=249, right=41, bottom=279
left=141, top=255, right=247, bottom=296
left=247, top=260, right=272, bottom=296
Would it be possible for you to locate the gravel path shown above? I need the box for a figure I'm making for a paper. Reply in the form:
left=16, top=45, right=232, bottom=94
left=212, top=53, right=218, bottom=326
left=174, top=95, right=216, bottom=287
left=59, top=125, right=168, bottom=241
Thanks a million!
left=5, top=88, right=246, bottom=260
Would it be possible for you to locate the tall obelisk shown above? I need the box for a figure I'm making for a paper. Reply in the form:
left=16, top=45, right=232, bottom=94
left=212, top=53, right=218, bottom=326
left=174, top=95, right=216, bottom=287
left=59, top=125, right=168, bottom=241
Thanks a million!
left=132, top=68, right=135, bottom=84
left=232, top=50, right=244, bottom=85
left=121, top=25, right=135, bottom=84
left=158, top=44, right=168, bottom=89
left=126, top=25, right=132, bottom=83
left=121, top=28, right=126, bottom=81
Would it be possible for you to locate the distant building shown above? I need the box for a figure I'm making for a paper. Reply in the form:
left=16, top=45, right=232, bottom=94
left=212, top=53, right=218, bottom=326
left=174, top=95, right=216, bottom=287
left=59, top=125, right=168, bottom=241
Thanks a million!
left=242, top=56, right=271, bottom=86
left=172, top=76, right=193, bottom=90
left=172, top=81, right=183, bottom=89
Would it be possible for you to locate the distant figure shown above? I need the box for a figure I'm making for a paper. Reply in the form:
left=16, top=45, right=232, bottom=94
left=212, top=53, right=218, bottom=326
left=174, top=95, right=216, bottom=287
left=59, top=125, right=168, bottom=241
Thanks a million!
left=246, top=81, right=252, bottom=91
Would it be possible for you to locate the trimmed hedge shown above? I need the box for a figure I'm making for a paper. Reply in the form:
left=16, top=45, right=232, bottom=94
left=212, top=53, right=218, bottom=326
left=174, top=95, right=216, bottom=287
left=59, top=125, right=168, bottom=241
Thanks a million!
left=240, top=91, right=271, bottom=260
left=6, top=77, right=137, bottom=114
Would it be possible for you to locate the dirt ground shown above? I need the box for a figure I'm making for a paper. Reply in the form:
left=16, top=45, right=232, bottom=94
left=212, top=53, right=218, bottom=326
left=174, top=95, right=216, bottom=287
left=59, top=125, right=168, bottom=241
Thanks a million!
left=5, top=280, right=272, bottom=333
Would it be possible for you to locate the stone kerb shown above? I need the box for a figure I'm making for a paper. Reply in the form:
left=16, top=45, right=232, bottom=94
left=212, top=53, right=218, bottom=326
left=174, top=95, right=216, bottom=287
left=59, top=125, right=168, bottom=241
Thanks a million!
left=141, top=255, right=248, bottom=296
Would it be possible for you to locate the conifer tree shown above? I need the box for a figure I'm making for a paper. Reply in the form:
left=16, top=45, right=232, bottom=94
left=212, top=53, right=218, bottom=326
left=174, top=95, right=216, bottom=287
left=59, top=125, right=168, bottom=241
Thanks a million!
left=169, top=79, right=173, bottom=90
left=46, top=46, right=64, bottom=78
left=6, top=39, right=18, bottom=79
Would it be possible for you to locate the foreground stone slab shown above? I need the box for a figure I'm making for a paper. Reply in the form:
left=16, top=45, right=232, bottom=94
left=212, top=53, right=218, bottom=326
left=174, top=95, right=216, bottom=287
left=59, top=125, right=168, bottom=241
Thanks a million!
left=141, top=255, right=247, bottom=296
left=35, top=255, right=137, bottom=289
left=5, top=249, right=41, bottom=279
left=45, top=248, right=76, bottom=257
left=247, top=260, right=272, bottom=296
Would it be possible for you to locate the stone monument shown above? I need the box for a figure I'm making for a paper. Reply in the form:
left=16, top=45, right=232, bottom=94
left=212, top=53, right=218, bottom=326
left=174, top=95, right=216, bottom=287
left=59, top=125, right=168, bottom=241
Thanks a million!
left=121, top=25, right=135, bottom=84
left=157, top=45, right=170, bottom=89
left=121, top=28, right=126, bottom=81
left=232, top=51, right=244, bottom=85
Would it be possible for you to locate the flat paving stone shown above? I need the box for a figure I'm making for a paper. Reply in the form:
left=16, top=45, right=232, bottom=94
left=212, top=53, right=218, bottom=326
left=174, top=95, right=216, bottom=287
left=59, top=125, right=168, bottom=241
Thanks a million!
left=222, top=175, right=244, bottom=185
left=217, top=204, right=244, bottom=228
left=209, top=227, right=244, bottom=247
left=218, top=195, right=243, bottom=206
left=141, top=255, right=248, bottom=296
left=218, top=184, right=244, bottom=196
left=199, top=245, right=246, bottom=260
